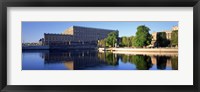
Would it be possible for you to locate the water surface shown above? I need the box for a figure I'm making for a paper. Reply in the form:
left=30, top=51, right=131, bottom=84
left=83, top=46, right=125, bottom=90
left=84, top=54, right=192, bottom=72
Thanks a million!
left=22, top=50, right=178, bottom=70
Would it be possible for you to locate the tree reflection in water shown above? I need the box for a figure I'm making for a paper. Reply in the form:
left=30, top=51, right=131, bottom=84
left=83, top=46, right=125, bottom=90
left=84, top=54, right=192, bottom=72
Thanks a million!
left=130, top=55, right=152, bottom=70
left=156, top=56, right=168, bottom=70
left=32, top=50, right=178, bottom=70
left=98, top=52, right=178, bottom=70
left=117, top=54, right=152, bottom=70
left=105, top=53, right=119, bottom=66
left=171, top=56, right=178, bottom=70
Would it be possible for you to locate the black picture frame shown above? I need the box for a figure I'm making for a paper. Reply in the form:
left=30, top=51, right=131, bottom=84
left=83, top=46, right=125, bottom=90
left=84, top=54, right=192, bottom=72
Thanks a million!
left=0, top=0, right=199, bottom=92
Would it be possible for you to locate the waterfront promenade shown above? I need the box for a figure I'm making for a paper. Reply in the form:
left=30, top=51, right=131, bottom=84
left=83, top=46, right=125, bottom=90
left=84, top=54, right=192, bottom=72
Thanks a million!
left=98, top=47, right=178, bottom=55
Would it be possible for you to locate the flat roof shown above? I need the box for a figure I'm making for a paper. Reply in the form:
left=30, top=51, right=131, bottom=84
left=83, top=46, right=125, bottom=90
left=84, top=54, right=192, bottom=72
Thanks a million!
left=72, top=25, right=118, bottom=32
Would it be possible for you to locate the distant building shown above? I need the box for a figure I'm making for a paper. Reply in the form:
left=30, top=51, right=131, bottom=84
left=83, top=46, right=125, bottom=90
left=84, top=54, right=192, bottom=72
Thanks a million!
left=172, top=26, right=179, bottom=31
left=151, top=26, right=178, bottom=47
left=39, top=38, right=45, bottom=46
left=43, top=26, right=118, bottom=47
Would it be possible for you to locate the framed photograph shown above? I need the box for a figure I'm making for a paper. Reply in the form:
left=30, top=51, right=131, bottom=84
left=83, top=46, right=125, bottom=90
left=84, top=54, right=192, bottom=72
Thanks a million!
left=0, top=0, right=199, bottom=92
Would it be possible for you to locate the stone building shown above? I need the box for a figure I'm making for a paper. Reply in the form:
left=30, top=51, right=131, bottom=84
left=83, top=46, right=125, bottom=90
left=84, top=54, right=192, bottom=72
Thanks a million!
left=39, top=38, right=45, bottom=45
left=151, top=26, right=178, bottom=47
left=172, top=26, right=179, bottom=31
left=43, top=26, right=118, bottom=47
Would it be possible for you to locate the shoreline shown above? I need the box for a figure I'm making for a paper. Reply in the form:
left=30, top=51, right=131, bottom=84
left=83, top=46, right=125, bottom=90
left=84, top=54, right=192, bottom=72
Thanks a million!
left=22, top=46, right=178, bottom=52
left=98, top=47, right=178, bottom=52
left=101, top=51, right=178, bottom=56
left=98, top=48, right=178, bottom=56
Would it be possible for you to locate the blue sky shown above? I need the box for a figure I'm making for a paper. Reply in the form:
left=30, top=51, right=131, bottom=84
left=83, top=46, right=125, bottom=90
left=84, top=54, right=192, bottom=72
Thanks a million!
left=22, top=21, right=178, bottom=43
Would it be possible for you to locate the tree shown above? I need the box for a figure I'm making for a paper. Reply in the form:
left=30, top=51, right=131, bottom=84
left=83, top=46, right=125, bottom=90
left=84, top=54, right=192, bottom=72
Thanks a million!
left=121, top=36, right=128, bottom=47
left=171, top=30, right=178, bottom=47
left=134, top=25, right=152, bottom=47
left=130, top=36, right=135, bottom=47
left=156, top=32, right=170, bottom=47
left=120, top=36, right=135, bottom=47
left=98, top=39, right=106, bottom=47
left=105, top=32, right=118, bottom=47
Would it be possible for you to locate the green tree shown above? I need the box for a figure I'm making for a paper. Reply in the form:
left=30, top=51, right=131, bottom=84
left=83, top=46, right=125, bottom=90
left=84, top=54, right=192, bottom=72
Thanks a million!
left=98, top=39, right=106, bottom=47
left=134, top=25, right=152, bottom=47
left=119, top=36, right=135, bottom=47
left=105, top=32, right=118, bottom=47
left=156, top=32, right=170, bottom=47
left=121, top=36, right=129, bottom=47
left=171, top=30, right=178, bottom=47
left=130, top=36, right=135, bottom=47
left=121, top=36, right=135, bottom=47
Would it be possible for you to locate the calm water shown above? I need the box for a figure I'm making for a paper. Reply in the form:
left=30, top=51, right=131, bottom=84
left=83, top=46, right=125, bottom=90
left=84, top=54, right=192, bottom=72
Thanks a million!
left=22, top=50, right=178, bottom=70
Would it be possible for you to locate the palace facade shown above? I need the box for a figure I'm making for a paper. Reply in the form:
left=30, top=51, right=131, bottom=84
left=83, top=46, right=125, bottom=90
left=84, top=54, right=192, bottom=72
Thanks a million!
left=40, top=26, right=118, bottom=47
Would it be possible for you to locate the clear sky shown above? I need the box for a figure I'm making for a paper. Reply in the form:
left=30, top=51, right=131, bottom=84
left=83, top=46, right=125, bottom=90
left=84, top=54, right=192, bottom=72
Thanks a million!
left=22, top=21, right=178, bottom=43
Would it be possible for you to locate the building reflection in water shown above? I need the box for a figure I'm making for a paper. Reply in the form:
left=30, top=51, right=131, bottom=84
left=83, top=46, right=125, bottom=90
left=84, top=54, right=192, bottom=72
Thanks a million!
left=41, top=50, right=178, bottom=70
